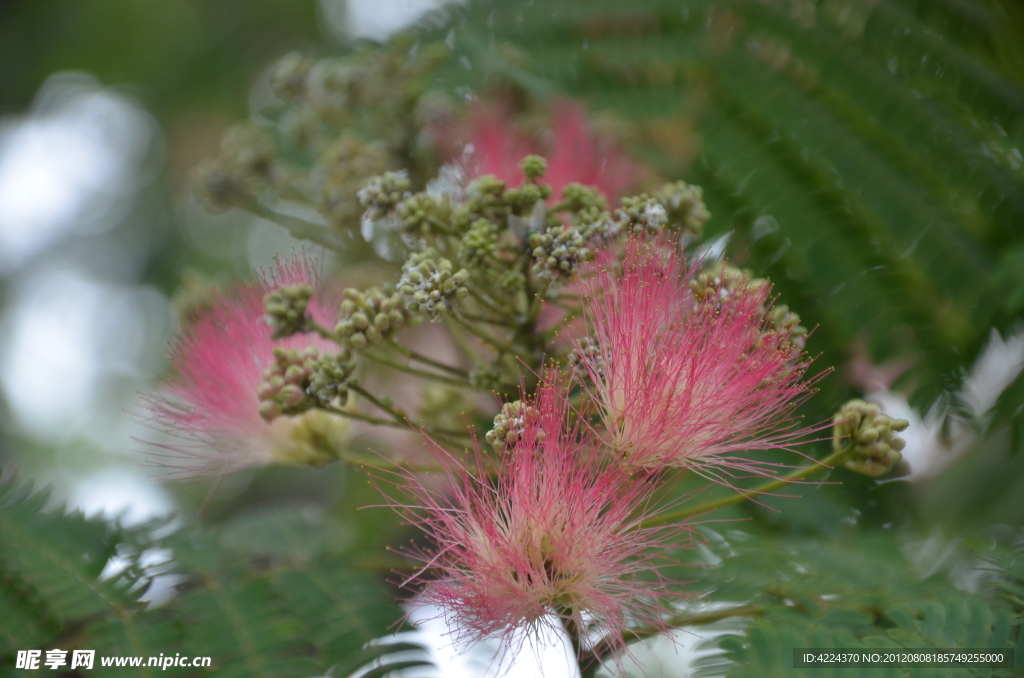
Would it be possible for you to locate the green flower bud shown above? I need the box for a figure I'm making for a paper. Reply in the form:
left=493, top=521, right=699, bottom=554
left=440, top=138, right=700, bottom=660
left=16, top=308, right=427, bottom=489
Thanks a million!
left=358, top=171, right=412, bottom=221
left=306, top=351, right=357, bottom=407
left=396, top=192, right=448, bottom=235
left=459, top=218, right=500, bottom=270
left=567, top=336, right=607, bottom=383
left=263, top=284, right=314, bottom=338
left=269, top=52, right=314, bottom=101
left=689, top=265, right=767, bottom=306
left=486, top=400, right=542, bottom=452
left=559, top=183, right=609, bottom=212
left=616, top=195, right=669, bottom=234
left=655, top=180, right=711, bottom=238
left=399, top=250, right=470, bottom=320
left=258, top=347, right=320, bottom=420
left=333, top=286, right=409, bottom=351
left=834, top=399, right=910, bottom=478
left=528, top=224, right=592, bottom=283
left=192, top=124, right=277, bottom=212
left=521, top=155, right=548, bottom=182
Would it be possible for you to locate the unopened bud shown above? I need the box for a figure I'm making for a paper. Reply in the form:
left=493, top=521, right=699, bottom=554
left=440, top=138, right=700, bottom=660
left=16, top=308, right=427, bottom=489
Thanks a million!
left=834, top=399, right=909, bottom=477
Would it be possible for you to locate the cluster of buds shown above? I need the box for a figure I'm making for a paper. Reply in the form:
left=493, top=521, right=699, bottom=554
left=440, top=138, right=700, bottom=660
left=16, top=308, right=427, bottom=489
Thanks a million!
left=307, top=351, right=357, bottom=407
left=358, top=171, right=412, bottom=221
left=396, top=193, right=451, bottom=236
left=458, top=176, right=518, bottom=227
left=315, top=134, right=391, bottom=229
left=257, top=347, right=356, bottom=422
left=567, top=336, right=607, bottom=383
left=834, top=399, right=910, bottom=477
left=335, top=287, right=408, bottom=351
left=689, top=263, right=808, bottom=358
left=399, top=251, right=470, bottom=320
left=485, top=400, right=542, bottom=451
left=257, top=347, right=322, bottom=421
left=689, top=264, right=767, bottom=306
left=769, top=303, right=809, bottom=357
left=529, top=224, right=594, bottom=282
left=459, top=218, right=500, bottom=269
left=656, top=180, right=711, bottom=237
left=192, top=124, right=277, bottom=211
left=263, top=284, right=313, bottom=339
left=616, top=195, right=669, bottom=234
left=611, top=181, right=711, bottom=238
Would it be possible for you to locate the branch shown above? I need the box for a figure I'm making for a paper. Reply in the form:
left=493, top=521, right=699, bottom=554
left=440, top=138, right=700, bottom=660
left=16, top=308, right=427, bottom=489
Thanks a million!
left=638, top=444, right=854, bottom=529
left=385, top=340, right=469, bottom=378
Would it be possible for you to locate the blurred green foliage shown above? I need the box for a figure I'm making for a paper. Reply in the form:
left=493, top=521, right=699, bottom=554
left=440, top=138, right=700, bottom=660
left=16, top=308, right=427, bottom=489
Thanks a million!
left=0, top=0, right=324, bottom=118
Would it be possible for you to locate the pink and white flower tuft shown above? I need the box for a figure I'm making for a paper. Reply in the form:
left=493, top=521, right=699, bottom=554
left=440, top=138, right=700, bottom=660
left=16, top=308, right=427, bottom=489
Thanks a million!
left=576, top=238, right=817, bottom=479
left=382, top=380, right=693, bottom=656
left=143, top=256, right=346, bottom=479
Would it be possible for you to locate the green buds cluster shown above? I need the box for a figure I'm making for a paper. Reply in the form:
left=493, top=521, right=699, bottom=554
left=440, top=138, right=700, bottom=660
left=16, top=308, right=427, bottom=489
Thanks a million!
left=263, top=285, right=314, bottom=339
left=656, top=180, right=711, bottom=238
left=689, top=265, right=766, bottom=305
left=316, top=134, right=390, bottom=228
left=616, top=195, right=669, bottom=234
left=529, top=225, right=593, bottom=282
left=399, top=251, right=470, bottom=320
left=268, top=52, right=315, bottom=102
left=358, top=171, right=411, bottom=221
left=486, top=400, right=541, bottom=451
left=559, top=183, right=609, bottom=213
left=520, top=155, right=548, bottom=182
left=258, top=347, right=357, bottom=422
left=307, top=351, right=357, bottom=407
left=459, top=218, right=500, bottom=269
left=335, top=287, right=407, bottom=351
left=611, top=181, right=711, bottom=238
left=834, top=399, right=910, bottom=477
left=257, top=347, right=321, bottom=422
left=459, top=176, right=513, bottom=226
left=192, top=124, right=277, bottom=211
left=396, top=193, right=449, bottom=235
left=567, top=336, right=606, bottom=383
left=770, top=304, right=808, bottom=356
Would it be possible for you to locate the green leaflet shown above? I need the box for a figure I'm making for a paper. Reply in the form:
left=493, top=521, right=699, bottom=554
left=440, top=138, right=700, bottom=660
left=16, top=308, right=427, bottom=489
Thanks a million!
left=429, top=0, right=1024, bottom=413
left=0, top=476, right=428, bottom=678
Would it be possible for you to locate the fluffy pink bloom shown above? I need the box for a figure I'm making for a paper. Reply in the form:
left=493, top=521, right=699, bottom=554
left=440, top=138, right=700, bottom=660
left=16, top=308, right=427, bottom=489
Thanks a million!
left=576, top=239, right=817, bottom=479
left=461, top=100, right=645, bottom=202
left=381, top=380, right=693, bottom=656
left=143, top=257, right=345, bottom=478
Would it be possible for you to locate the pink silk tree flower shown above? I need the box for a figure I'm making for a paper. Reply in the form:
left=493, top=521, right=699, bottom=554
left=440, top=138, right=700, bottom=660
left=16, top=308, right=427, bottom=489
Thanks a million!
left=575, top=238, right=817, bottom=480
left=379, top=380, right=694, bottom=659
left=460, top=100, right=645, bottom=202
left=143, top=257, right=347, bottom=479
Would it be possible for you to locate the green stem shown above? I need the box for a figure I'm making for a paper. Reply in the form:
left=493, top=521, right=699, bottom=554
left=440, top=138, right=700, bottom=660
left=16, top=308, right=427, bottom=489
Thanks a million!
left=449, top=314, right=514, bottom=353
left=385, top=340, right=469, bottom=377
left=467, top=288, right=510, bottom=319
left=309, top=321, right=339, bottom=342
left=363, top=351, right=473, bottom=389
left=460, top=311, right=516, bottom=327
left=639, top=444, right=854, bottom=529
left=348, top=384, right=471, bottom=446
